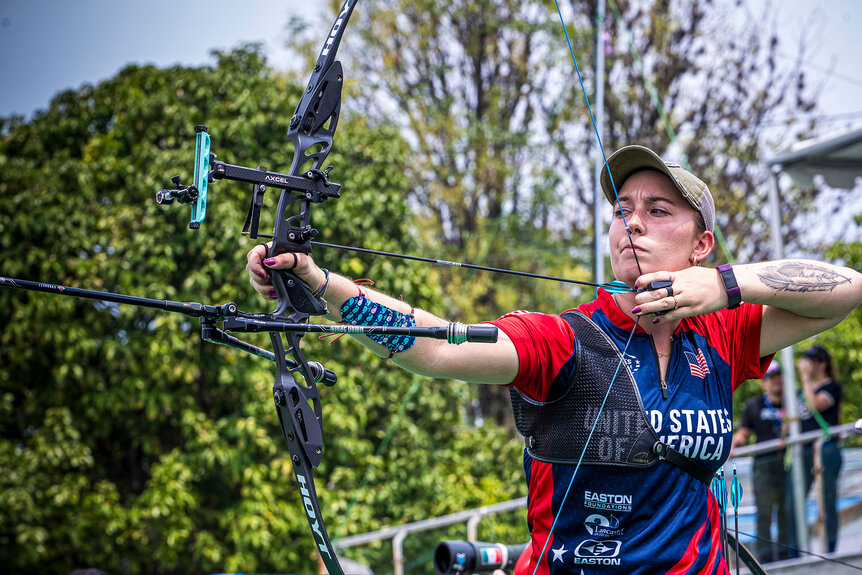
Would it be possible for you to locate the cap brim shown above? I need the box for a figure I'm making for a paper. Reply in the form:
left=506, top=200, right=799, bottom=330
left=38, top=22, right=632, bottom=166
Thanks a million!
left=600, top=145, right=679, bottom=206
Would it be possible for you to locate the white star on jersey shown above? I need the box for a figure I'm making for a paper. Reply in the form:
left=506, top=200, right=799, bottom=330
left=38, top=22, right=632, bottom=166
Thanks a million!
left=551, top=544, right=568, bottom=562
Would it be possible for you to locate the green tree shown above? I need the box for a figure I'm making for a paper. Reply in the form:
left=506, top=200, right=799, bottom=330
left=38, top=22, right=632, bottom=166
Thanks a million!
left=0, top=44, right=525, bottom=574
left=599, top=0, right=828, bottom=264
left=350, top=0, right=597, bottom=318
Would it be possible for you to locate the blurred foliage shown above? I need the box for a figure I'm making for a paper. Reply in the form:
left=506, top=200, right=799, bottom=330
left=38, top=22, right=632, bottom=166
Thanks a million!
left=818, top=217, right=862, bottom=446
left=0, top=45, right=525, bottom=574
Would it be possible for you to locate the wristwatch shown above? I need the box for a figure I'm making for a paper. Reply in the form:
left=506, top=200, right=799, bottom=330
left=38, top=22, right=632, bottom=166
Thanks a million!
left=716, top=264, right=742, bottom=309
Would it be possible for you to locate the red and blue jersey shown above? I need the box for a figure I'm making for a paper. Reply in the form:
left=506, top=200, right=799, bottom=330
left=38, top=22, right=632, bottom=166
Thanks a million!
left=491, top=289, right=772, bottom=575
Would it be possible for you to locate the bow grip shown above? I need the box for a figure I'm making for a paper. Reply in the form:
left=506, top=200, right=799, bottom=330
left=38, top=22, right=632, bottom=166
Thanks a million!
left=265, top=244, right=326, bottom=316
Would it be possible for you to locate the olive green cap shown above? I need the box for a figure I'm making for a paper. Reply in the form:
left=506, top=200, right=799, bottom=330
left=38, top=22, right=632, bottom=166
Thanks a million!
left=600, top=145, right=715, bottom=233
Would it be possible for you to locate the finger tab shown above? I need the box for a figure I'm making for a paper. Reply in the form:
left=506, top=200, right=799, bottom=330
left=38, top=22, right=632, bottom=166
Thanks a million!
left=647, top=280, right=673, bottom=292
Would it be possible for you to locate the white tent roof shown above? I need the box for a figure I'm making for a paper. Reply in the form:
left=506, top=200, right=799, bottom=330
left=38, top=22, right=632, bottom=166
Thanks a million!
left=767, top=126, right=862, bottom=189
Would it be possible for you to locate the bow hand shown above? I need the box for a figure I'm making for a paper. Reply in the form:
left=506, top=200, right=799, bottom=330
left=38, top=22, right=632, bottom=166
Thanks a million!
left=247, top=245, right=327, bottom=303
left=266, top=243, right=326, bottom=317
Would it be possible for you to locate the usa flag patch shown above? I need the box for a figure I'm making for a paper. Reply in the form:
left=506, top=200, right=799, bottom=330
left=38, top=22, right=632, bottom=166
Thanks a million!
left=684, top=349, right=710, bottom=379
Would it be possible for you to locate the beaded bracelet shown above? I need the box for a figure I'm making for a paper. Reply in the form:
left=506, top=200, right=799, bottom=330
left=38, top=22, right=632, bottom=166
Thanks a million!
left=312, top=268, right=330, bottom=298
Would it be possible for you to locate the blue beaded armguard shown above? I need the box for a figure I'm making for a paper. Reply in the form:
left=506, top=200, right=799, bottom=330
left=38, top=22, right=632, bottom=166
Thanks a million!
left=340, top=294, right=416, bottom=353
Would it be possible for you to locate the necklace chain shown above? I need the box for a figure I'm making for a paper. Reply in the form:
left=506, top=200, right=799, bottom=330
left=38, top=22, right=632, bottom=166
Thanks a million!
left=656, top=336, right=674, bottom=358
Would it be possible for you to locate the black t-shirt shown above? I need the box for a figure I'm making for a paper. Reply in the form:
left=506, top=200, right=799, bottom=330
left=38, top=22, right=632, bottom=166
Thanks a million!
left=741, top=394, right=784, bottom=444
left=800, top=379, right=842, bottom=433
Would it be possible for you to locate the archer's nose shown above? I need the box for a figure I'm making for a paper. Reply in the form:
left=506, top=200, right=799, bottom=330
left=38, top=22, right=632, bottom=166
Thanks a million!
left=626, top=211, right=644, bottom=234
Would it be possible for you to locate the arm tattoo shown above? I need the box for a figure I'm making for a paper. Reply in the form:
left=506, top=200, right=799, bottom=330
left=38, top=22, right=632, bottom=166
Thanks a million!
left=757, top=262, right=851, bottom=293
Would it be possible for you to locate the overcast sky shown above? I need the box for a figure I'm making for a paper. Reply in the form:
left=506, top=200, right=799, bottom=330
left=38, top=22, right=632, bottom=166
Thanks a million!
left=1, top=1, right=861, bottom=140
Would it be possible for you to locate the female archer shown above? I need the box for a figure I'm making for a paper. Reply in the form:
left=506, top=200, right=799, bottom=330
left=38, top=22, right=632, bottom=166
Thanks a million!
left=246, top=144, right=862, bottom=574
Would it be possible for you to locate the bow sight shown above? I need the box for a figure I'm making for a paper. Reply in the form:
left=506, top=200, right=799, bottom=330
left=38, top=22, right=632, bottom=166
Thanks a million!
left=155, top=125, right=212, bottom=228
left=156, top=125, right=341, bottom=235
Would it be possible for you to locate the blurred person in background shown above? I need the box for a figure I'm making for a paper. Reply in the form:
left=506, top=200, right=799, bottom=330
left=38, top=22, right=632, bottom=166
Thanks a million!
left=733, top=359, right=791, bottom=562
left=787, top=345, right=843, bottom=554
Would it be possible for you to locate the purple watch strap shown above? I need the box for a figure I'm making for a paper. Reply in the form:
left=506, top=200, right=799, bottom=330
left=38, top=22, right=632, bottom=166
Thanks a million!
left=716, top=263, right=742, bottom=309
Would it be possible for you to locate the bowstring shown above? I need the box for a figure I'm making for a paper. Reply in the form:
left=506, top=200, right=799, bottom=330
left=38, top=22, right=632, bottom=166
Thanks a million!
left=528, top=3, right=645, bottom=573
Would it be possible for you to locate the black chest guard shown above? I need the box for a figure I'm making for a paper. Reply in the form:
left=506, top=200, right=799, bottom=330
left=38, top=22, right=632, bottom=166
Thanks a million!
left=509, top=311, right=714, bottom=484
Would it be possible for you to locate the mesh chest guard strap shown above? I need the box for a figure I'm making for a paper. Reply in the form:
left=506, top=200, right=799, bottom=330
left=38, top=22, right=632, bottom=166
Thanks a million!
left=509, top=311, right=713, bottom=484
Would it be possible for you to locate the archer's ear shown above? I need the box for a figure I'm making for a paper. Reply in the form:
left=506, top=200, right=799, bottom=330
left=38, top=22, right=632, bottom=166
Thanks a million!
left=692, top=231, right=714, bottom=264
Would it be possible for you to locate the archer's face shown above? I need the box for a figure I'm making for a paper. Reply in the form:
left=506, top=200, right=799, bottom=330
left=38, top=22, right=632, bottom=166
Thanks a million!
left=608, top=170, right=711, bottom=285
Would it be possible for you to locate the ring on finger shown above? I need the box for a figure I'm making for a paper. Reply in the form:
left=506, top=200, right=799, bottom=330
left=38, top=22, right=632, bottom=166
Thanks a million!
left=666, top=285, right=674, bottom=297
left=672, top=296, right=680, bottom=311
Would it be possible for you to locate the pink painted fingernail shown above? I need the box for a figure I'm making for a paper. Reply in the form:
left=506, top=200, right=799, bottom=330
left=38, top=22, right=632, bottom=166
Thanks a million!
left=263, top=258, right=276, bottom=266
left=269, top=294, right=278, bottom=300
left=652, top=318, right=660, bottom=324
left=258, top=272, right=268, bottom=279
left=631, top=307, right=642, bottom=314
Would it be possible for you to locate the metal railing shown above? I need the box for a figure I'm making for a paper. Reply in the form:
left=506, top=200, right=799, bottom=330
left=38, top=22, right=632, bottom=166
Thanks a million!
left=335, top=497, right=527, bottom=575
